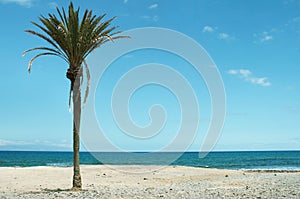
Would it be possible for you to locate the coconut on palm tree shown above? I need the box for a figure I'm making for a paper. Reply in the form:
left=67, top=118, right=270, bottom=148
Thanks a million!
left=23, top=2, right=126, bottom=190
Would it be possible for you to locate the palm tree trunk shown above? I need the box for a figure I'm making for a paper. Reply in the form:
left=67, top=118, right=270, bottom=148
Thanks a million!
left=72, top=79, right=82, bottom=190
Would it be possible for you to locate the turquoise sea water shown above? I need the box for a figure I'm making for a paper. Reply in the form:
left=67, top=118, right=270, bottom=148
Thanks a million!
left=0, top=151, right=299, bottom=170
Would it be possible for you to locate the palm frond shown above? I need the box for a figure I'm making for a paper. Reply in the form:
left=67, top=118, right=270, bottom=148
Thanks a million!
left=25, top=30, right=60, bottom=51
left=27, top=52, right=61, bottom=73
left=82, top=60, right=90, bottom=106
left=22, top=47, right=68, bottom=62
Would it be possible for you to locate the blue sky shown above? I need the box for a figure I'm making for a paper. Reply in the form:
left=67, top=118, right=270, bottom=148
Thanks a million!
left=0, top=0, right=299, bottom=151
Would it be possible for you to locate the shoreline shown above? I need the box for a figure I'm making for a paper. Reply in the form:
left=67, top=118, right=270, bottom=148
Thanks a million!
left=1, top=165, right=299, bottom=198
left=2, top=164, right=300, bottom=172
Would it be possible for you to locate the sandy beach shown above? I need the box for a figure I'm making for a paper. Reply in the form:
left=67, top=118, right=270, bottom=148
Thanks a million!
left=0, top=165, right=299, bottom=198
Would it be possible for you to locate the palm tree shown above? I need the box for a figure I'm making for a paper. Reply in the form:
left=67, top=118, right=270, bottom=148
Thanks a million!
left=23, top=2, right=126, bottom=190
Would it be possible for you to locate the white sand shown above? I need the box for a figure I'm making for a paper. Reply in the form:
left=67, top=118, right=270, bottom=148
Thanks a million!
left=0, top=165, right=299, bottom=198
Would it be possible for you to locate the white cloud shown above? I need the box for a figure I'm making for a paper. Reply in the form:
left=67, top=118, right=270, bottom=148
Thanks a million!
left=148, top=3, right=158, bottom=9
left=219, top=33, right=229, bottom=39
left=0, top=0, right=32, bottom=7
left=141, top=15, right=159, bottom=22
left=227, top=69, right=238, bottom=75
left=202, top=25, right=234, bottom=40
left=0, top=139, right=71, bottom=149
left=123, top=0, right=128, bottom=3
left=202, top=26, right=215, bottom=33
left=239, top=69, right=252, bottom=77
left=254, top=31, right=274, bottom=43
left=250, top=77, right=271, bottom=86
left=227, top=69, right=271, bottom=87
left=0, top=139, right=30, bottom=146
left=219, top=33, right=235, bottom=40
left=39, top=140, right=71, bottom=148
left=261, top=35, right=273, bottom=42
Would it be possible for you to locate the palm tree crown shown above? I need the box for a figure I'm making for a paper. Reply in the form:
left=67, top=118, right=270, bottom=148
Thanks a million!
left=23, top=2, right=125, bottom=102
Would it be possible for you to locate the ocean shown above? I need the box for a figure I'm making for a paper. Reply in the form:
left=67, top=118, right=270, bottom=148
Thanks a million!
left=0, top=151, right=299, bottom=171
